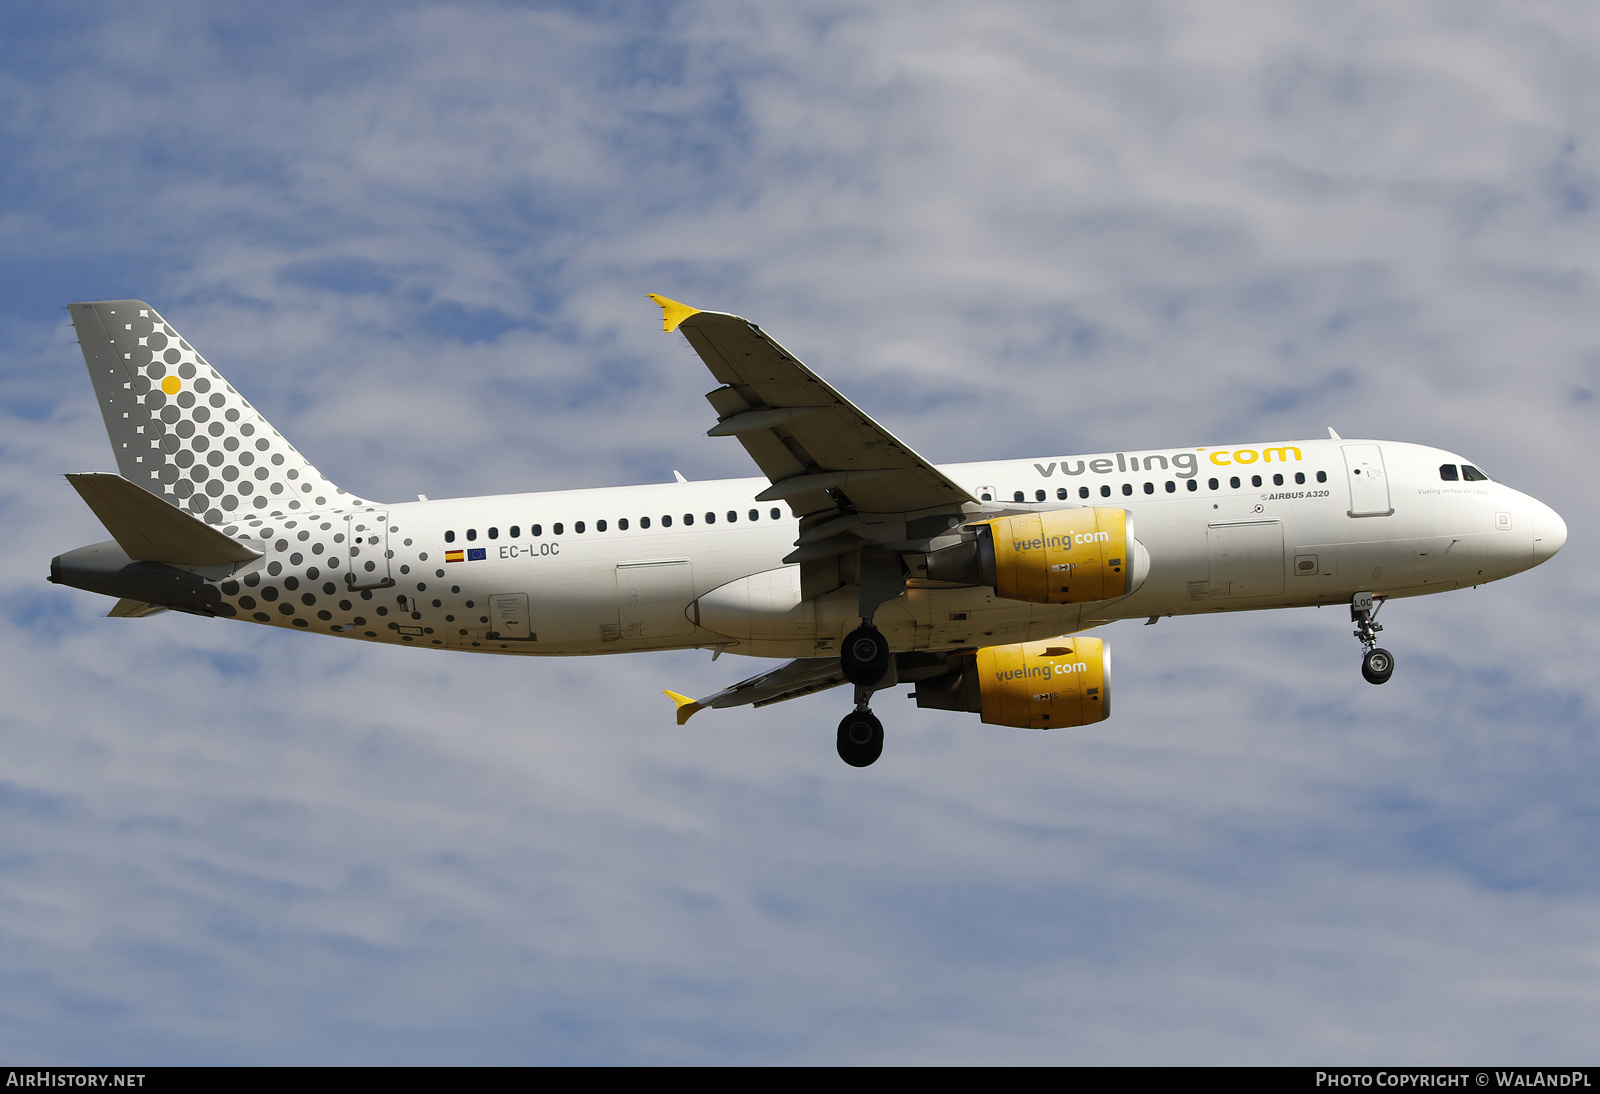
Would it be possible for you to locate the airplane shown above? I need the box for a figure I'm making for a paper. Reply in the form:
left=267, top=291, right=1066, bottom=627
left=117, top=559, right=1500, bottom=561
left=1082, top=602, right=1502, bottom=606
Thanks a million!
left=49, top=296, right=1567, bottom=767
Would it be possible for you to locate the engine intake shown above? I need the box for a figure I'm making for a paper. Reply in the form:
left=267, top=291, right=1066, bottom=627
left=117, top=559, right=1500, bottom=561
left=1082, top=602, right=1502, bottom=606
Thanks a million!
left=926, top=507, right=1145, bottom=604
left=913, top=637, right=1111, bottom=729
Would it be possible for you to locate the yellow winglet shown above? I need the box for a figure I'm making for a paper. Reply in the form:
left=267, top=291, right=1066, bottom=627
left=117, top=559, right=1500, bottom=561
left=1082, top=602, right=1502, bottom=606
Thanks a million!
left=648, top=294, right=701, bottom=333
left=663, top=689, right=705, bottom=726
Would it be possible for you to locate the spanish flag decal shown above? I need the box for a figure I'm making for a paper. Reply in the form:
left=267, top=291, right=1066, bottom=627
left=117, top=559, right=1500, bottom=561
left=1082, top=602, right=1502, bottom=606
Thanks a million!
left=445, top=550, right=464, bottom=563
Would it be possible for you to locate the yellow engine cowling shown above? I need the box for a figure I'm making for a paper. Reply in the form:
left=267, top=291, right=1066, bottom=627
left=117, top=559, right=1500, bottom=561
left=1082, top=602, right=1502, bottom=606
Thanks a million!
left=976, top=637, right=1110, bottom=728
left=979, top=507, right=1142, bottom=604
left=912, top=637, right=1111, bottom=729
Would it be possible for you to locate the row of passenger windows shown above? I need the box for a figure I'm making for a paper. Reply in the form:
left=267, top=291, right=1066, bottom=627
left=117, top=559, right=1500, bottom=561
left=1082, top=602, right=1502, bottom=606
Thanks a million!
left=993, top=470, right=1329, bottom=502
left=1440, top=464, right=1489, bottom=481
left=444, top=507, right=786, bottom=543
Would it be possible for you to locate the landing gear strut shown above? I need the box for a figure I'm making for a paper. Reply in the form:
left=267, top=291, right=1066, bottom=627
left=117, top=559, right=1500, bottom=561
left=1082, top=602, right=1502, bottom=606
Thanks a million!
left=1351, top=591, right=1395, bottom=685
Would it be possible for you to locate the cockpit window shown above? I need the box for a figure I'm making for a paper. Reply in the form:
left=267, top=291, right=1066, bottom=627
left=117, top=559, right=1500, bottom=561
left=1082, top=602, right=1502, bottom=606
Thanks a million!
left=1462, top=465, right=1489, bottom=481
left=1439, top=464, right=1459, bottom=481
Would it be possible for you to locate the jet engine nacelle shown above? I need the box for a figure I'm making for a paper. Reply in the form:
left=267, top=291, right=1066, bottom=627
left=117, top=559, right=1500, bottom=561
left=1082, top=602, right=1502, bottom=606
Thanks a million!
left=912, top=637, right=1111, bottom=729
left=925, top=507, right=1148, bottom=604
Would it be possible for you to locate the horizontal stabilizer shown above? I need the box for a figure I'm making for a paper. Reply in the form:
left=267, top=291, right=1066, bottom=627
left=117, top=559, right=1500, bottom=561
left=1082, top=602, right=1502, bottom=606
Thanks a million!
left=108, top=598, right=168, bottom=618
left=66, top=473, right=262, bottom=567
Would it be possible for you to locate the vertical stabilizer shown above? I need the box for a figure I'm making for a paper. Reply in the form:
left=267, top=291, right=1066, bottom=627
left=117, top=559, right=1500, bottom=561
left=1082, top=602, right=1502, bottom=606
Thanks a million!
left=70, top=300, right=369, bottom=525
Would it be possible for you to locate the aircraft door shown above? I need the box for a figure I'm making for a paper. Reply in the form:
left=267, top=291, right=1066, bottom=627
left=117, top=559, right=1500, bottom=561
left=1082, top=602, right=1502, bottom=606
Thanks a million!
left=488, top=592, right=533, bottom=640
left=617, top=559, right=696, bottom=639
left=1208, top=519, right=1285, bottom=598
left=346, top=512, right=394, bottom=590
left=1342, top=444, right=1394, bottom=517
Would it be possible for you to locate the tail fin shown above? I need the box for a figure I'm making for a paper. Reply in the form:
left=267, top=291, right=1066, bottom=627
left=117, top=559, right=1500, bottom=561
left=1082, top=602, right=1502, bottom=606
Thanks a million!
left=69, top=300, right=371, bottom=526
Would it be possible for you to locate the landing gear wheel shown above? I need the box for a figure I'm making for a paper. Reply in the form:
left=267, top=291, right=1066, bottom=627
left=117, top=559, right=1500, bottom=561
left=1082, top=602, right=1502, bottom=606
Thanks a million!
left=841, top=625, right=891, bottom=686
left=1361, top=647, right=1395, bottom=685
left=836, top=710, right=884, bottom=767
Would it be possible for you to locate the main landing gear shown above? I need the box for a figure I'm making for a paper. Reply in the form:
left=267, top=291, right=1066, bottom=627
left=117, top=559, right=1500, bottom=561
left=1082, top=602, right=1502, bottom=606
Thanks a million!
left=841, top=623, right=890, bottom=685
left=837, top=703, right=884, bottom=768
left=1351, top=591, right=1395, bottom=685
left=835, top=553, right=905, bottom=768
left=837, top=623, right=891, bottom=767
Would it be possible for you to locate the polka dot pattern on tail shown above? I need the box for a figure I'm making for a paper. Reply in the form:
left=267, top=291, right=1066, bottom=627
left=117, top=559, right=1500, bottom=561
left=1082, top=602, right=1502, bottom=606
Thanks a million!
left=71, top=300, right=364, bottom=528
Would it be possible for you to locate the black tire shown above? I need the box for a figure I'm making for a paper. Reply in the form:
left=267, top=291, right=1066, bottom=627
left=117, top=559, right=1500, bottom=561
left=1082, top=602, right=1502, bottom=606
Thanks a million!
left=1361, top=647, right=1395, bottom=685
left=836, top=710, right=884, bottom=767
left=841, top=625, right=891, bottom=686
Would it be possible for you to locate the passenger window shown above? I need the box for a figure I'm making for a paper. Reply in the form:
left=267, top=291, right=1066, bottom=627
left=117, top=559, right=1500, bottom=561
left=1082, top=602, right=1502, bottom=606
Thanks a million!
left=1100, top=485, right=1111, bottom=497
left=1035, top=489, right=1046, bottom=502
left=444, top=530, right=455, bottom=543
left=727, top=510, right=737, bottom=522
left=980, top=492, right=992, bottom=501
left=597, top=520, right=607, bottom=532
left=641, top=516, right=651, bottom=529
left=1186, top=479, right=1197, bottom=492
left=749, top=509, right=759, bottom=521
left=510, top=525, right=520, bottom=538
left=532, top=524, right=542, bottom=537
left=619, top=518, right=629, bottom=530
left=466, top=529, right=477, bottom=542
left=705, top=512, right=715, bottom=524
left=488, top=527, right=499, bottom=539
left=1208, top=478, right=1219, bottom=490
left=662, top=515, right=672, bottom=527
left=1079, top=487, right=1090, bottom=499
left=1251, top=475, right=1262, bottom=487
left=1056, top=488, right=1068, bottom=500
left=575, top=521, right=585, bottom=534
left=1230, top=477, right=1240, bottom=489
left=1166, top=481, right=1176, bottom=493
left=1272, top=474, right=1283, bottom=486
left=1316, top=471, right=1327, bottom=483
left=1439, top=464, right=1459, bottom=481
left=770, top=508, right=781, bottom=519
left=684, top=513, right=694, bottom=525
left=1122, top=483, right=1133, bottom=496
left=1014, top=491, right=1025, bottom=502
left=554, top=523, right=564, bottom=535
left=1462, top=465, right=1489, bottom=481
left=1294, top=473, right=1305, bottom=485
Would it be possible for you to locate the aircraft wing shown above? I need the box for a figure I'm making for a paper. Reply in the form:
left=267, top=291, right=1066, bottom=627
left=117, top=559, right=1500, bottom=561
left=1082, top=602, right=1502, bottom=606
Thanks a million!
left=652, top=296, right=976, bottom=521
left=665, top=656, right=850, bottom=724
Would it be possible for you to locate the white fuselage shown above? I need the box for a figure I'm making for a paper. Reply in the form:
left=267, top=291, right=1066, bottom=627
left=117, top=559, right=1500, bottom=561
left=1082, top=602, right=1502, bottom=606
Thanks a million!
left=216, top=438, right=1564, bottom=658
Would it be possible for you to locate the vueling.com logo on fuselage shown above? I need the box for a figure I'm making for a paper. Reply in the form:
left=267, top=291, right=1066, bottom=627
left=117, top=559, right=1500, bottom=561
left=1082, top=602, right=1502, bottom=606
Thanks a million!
left=1033, top=445, right=1303, bottom=479
left=1010, top=531, right=1109, bottom=552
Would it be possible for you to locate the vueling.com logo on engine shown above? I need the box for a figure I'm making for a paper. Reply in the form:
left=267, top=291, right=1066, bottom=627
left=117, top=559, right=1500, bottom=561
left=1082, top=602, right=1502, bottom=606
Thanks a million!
left=1010, top=530, right=1110, bottom=553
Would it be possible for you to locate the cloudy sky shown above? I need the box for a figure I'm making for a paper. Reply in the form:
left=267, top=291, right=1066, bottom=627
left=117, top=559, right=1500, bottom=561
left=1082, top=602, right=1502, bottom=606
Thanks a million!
left=3, top=0, right=1598, bottom=1064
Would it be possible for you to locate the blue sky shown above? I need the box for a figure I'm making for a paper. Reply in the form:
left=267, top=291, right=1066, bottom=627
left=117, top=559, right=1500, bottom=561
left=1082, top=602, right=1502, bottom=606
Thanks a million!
left=3, top=0, right=1598, bottom=1064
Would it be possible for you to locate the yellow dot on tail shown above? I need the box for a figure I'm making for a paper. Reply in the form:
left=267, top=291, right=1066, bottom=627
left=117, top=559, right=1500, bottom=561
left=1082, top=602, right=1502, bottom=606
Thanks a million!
left=161, top=376, right=180, bottom=395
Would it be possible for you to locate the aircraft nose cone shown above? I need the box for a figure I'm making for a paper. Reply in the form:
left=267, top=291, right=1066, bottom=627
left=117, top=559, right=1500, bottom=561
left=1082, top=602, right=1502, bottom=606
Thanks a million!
left=1532, top=502, right=1567, bottom=565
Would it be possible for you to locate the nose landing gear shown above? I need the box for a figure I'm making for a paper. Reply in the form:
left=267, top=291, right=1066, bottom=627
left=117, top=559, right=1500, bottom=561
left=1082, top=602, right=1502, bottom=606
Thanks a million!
left=1351, top=591, right=1395, bottom=685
